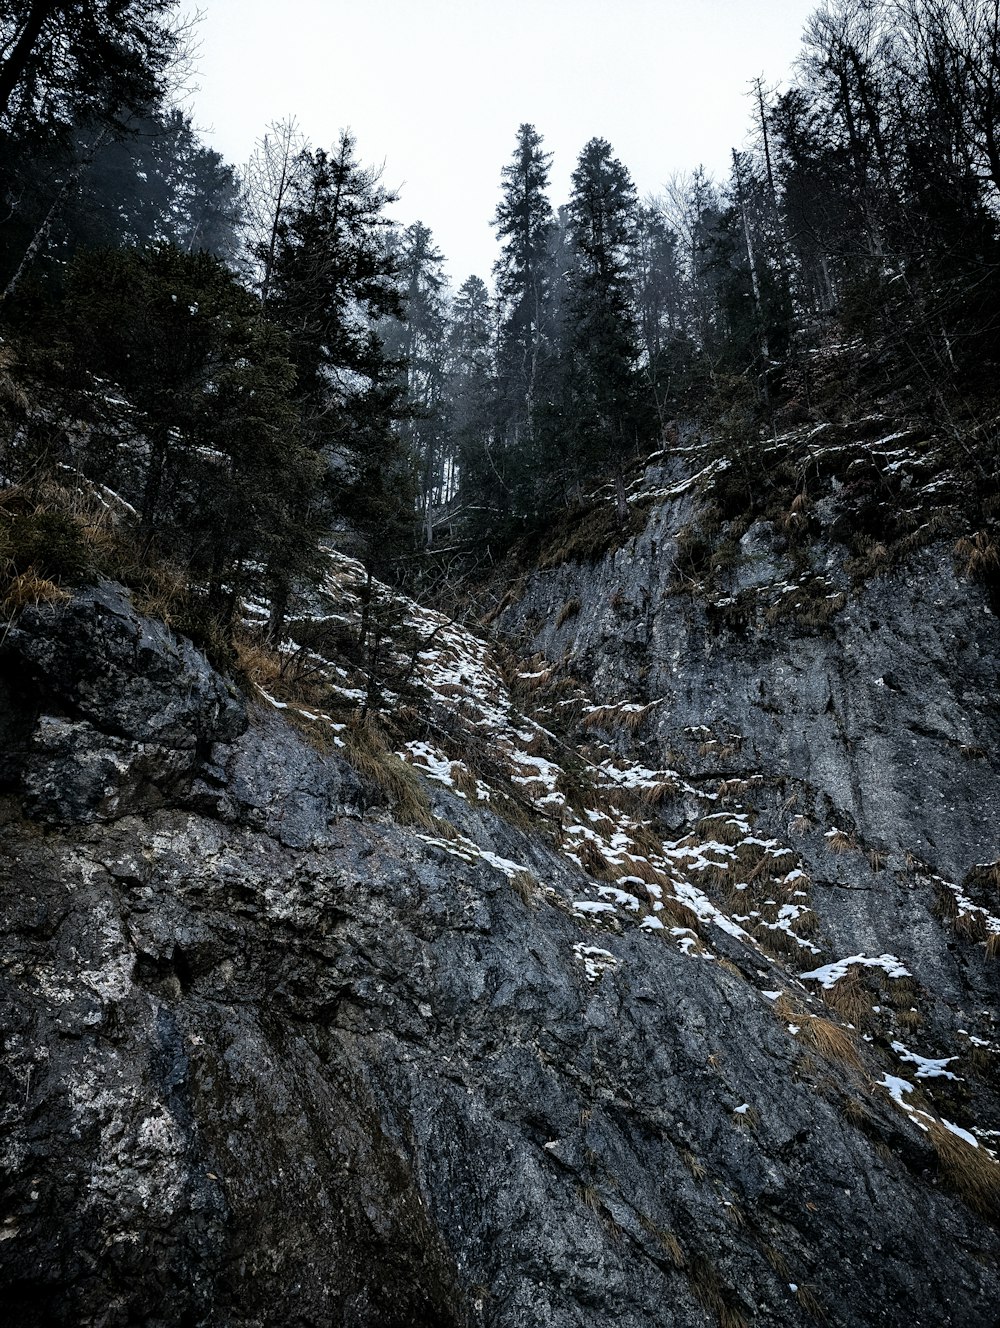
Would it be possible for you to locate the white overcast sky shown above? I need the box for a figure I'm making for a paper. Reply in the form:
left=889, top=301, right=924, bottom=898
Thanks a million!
left=189, top=0, right=819, bottom=287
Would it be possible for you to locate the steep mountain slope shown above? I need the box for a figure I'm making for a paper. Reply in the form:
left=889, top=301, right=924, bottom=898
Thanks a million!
left=497, top=423, right=1000, bottom=1119
left=1, top=424, right=999, bottom=1327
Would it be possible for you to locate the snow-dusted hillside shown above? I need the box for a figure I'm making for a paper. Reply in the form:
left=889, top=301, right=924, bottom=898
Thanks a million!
left=2, top=424, right=1000, bottom=1326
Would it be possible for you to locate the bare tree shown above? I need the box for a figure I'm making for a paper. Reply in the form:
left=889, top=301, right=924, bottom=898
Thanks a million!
left=240, top=116, right=309, bottom=304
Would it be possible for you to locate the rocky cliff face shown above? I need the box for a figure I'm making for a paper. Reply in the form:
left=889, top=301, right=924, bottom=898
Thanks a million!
left=2, top=441, right=1000, bottom=1327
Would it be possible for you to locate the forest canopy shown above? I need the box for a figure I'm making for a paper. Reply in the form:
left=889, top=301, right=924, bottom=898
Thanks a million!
left=2, top=0, right=1000, bottom=643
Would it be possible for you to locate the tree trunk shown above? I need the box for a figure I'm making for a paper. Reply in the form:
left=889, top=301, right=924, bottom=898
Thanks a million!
left=140, top=426, right=169, bottom=534
left=0, top=0, right=56, bottom=120
left=2, top=126, right=109, bottom=303
left=266, top=578, right=290, bottom=647
left=614, top=464, right=628, bottom=528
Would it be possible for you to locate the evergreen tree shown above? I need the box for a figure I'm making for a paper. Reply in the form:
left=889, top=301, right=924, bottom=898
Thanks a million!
left=631, top=205, right=689, bottom=419
left=63, top=243, right=323, bottom=619
left=448, top=274, right=500, bottom=531
left=0, top=1, right=180, bottom=138
left=492, top=124, right=555, bottom=493
left=559, top=137, right=646, bottom=508
left=60, top=107, right=241, bottom=259
left=266, top=131, right=415, bottom=572
left=380, top=221, right=451, bottom=545
left=268, top=132, right=403, bottom=400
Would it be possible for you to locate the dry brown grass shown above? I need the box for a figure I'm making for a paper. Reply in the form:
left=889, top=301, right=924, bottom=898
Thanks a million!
left=580, top=701, right=654, bottom=734
left=986, top=932, right=1000, bottom=959
left=796, top=1284, right=827, bottom=1321
left=932, top=880, right=960, bottom=922
left=128, top=558, right=191, bottom=625
left=639, top=778, right=680, bottom=805
left=774, top=993, right=807, bottom=1024
left=960, top=744, right=987, bottom=760
left=817, top=968, right=872, bottom=1030
left=650, top=892, right=703, bottom=933
left=577, top=1182, right=601, bottom=1212
left=513, top=658, right=555, bottom=694
left=761, top=1244, right=790, bottom=1278
left=343, top=717, right=435, bottom=829
left=555, top=597, right=581, bottom=628
left=955, top=530, right=1000, bottom=579
left=687, top=1256, right=748, bottom=1328
left=765, top=583, right=846, bottom=630
left=232, top=631, right=339, bottom=715
left=846, top=538, right=892, bottom=580
left=969, top=1045, right=996, bottom=1075
left=842, top=1096, right=874, bottom=1126
left=732, top=1106, right=761, bottom=1131
left=799, top=1016, right=865, bottom=1073
left=0, top=480, right=109, bottom=615
left=509, top=870, right=539, bottom=907
left=717, top=777, right=751, bottom=801
left=659, top=1229, right=686, bottom=1267
left=884, top=975, right=920, bottom=1008
left=733, top=837, right=769, bottom=869
left=232, top=632, right=284, bottom=691
left=754, top=923, right=806, bottom=959
left=897, top=1007, right=924, bottom=1032
left=926, top=1118, right=1000, bottom=1217
left=0, top=568, right=69, bottom=615
left=479, top=574, right=528, bottom=625
left=955, top=911, right=989, bottom=942
left=696, top=815, right=748, bottom=846
left=825, top=829, right=857, bottom=854
left=681, top=1149, right=707, bottom=1180
left=615, top=852, right=672, bottom=889
left=450, top=763, right=481, bottom=800
left=965, top=860, right=1000, bottom=891
left=576, top=837, right=618, bottom=881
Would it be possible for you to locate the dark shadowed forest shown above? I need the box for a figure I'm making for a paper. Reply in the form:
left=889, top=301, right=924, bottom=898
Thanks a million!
left=3, top=2, right=1000, bottom=645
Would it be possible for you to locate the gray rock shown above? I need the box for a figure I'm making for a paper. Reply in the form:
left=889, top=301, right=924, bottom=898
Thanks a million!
left=1, top=578, right=999, bottom=1328
left=0, top=583, right=246, bottom=822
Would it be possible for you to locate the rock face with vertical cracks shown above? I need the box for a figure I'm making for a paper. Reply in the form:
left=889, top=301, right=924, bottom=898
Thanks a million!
left=1, top=583, right=999, bottom=1328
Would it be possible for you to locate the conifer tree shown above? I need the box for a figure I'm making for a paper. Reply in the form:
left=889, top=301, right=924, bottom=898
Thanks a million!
left=266, top=131, right=414, bottom=572
left=0, top=1, right=180, bottom=137
left=380, top=221, right=451, bottom=545
left=61, top=107, right=241, bottom=259
left=63, top=243, right=323, bottom=620
left=448, top=274, right=500, bottom=530
left=492, top=124, right=555, bottom=489
left=560, top=137, right=646, bottom=508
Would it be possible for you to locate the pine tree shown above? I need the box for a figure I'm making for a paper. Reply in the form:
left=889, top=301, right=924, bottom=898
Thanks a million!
left=268, top=132, right=403, bottom=400
left=448, top=274, right=501, bottom=532
left=632, top=205, right=689, bottom=419
left=492, top=124, right=555, bottom=490
left=266, top=131, right=415, bottom=572
left=380, top=221, right=451, bottom=545
left=60, top=107, right=241, bottom=259
left=0, top=1, right=180, bottom=137
left=560, top=137, right=646, bottom=510
left=63, top=243, right=323, bottom=620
